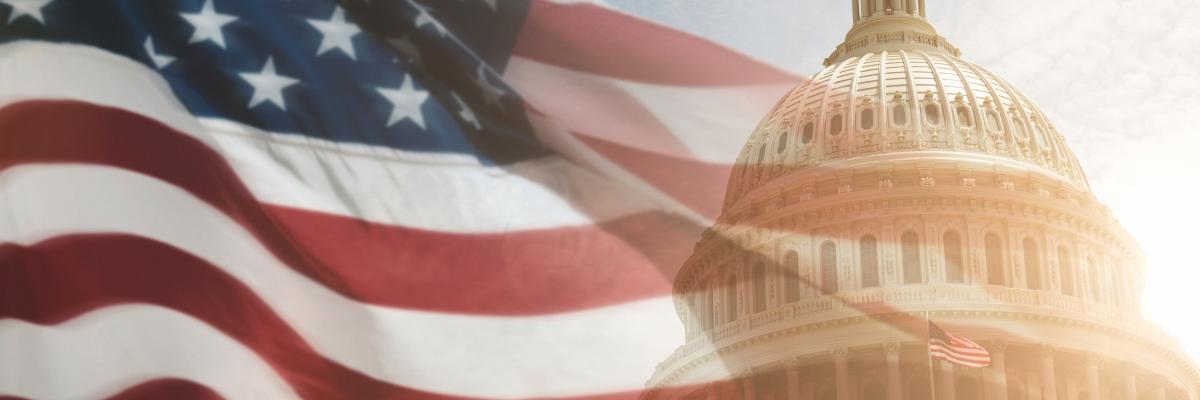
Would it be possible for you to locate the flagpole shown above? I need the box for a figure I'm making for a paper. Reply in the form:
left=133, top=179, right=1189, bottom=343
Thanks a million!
left=926, top=309, right=937, bottom=400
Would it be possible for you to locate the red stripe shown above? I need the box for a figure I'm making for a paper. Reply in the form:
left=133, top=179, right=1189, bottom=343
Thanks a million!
left=0, top=235, right=439, bottom=399
left=102, top=379, right=224, bottom=400
left=1, top=380, right=223, bottom=400
left=0, top=100, right=696, bottom=315
left=0, top=235, right=712, bottom=400
left=514, top=0, right=798, bottom=86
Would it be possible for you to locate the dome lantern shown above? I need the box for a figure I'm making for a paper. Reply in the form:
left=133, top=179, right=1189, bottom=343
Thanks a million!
left=826, top=0, right=960, bottom=66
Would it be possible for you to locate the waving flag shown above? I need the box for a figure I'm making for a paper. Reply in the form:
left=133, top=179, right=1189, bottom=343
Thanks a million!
left=929, top=320, right=992, bottom=368
left=0, top=0, right=797, bottom=399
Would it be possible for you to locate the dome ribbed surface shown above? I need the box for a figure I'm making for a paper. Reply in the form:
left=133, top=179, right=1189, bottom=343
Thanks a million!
left=726, top=49, right=1088, bottom=208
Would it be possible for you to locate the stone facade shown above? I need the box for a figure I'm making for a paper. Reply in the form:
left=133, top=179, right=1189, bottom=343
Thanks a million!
left=641, top=1, right=1200, bottom=399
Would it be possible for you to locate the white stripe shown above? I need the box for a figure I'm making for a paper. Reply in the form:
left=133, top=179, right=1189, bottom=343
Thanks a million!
left=505, top=55, right=792, bottom=163
left=0, top=40, right=662, bottom=233
left=0, top=306, right=299, bottom=400
left=0, top=164, right=684, bottom=399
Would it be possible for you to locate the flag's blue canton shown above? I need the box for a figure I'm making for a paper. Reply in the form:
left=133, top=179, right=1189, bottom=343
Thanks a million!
left=0, top=0, right=546, bottom=164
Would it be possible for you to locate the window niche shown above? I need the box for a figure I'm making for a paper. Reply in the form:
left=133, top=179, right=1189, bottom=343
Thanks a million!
left=801, top=121, right=815, bottom=144
left=820, top=242, right=839, bottom=294
left=924, top=102, right=942, bottom=125
left=829, top=114, right=845, bottom=136
left=902, top=231, right=922, bottom=284
left=860, top=235, right=880, bottom=288
left=944, top=231, right=965, bottom=283
left=860, top=107, right=876, bottom=131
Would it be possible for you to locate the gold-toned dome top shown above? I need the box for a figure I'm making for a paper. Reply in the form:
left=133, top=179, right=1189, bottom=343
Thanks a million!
left=724, top=1, right=1087, bottom=209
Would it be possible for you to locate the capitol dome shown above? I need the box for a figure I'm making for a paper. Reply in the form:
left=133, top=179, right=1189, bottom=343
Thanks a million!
left=725, top=14, right=1088, bottom=211
left=644, top=2, right=1200, bottom=400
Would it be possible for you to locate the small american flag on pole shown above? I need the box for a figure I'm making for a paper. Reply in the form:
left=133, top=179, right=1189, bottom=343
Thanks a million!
left=928, top=320, right=992, bottom=368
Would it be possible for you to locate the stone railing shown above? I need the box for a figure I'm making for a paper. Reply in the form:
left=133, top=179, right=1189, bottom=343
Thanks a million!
left=823, top=30, right=962, bottom=66
left=674, top=284, right=1135, bottom=364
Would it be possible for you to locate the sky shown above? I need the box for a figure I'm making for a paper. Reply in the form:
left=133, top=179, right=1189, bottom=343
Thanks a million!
left=611, top=0, right=1200, bottom=360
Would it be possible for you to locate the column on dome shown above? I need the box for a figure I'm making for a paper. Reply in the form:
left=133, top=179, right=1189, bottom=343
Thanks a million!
left=918, top=0, right=926, bottom=18
left=786, top=359, right=802, bottom=400
left=990, top=342, right=1009, bottom=400
left=874, top=0, right=885, bottom=16
left=1085, top=353, right=1102, bottom=400
left=1041, top=348, right=1059, bottom=400
left=906, top=0, right=917, bottom=15
left=741, top=372, right=757, bottom=400
left=885, top=343, right=902, bottom=400
left=939, top=360, right=956, bottom=400
left=1124, top=369, right=1138, bottom=400
left=852, top=0, right=860, bottom=23
left=833, top=347, right=850, bottom=400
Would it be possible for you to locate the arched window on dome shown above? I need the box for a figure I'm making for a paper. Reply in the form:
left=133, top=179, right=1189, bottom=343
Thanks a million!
left=902, top=231, right=922, bottom=284
left=783, top=250, right=801, bottom=303
left=985, top=233, right=1006, bottom=286
left=985, top=110, right=1002, bottom=132
left=724, top=275, right=737, bottom=323
left=944, top=231, right=965, bottom=283
left=892, top=104, right=909, bottom=127
left=820, top=242, right=838, bottom=294
left=829, top=114, right=845, bottom=136
left=860, top=235, right=880, bottom=288
left=1032, top=120, right=1049, bottom=148
left=751, top=261, right=767, bottom=313
left=924, top=103, right=942, bottom=125
left=1024, top=238, right=1042, bottom=290
left=776, top=131, right=790, bottom=153
left=956, top=105, right=974, bottom=128
left=757, top=142, right=768, bottom=162
left=1011, top=116, right=1027, bottom=139
left=860, top=107, right=876, bottom=131
left=802, top=122, right=815, bottom=144
left=1058, top=246, right=1075, bottom=296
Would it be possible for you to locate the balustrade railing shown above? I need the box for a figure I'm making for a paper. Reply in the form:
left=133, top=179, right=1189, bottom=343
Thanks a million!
left=675, top=284, right=1139, bottom=367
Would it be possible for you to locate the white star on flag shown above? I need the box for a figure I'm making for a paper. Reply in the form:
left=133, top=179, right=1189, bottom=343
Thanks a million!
left=238, top=56, right=299, bottom=110
left=410, top=0, right=448, bottom=36
left=180, top=0, right=238, bottom=49
left=306, top=7, right=360, bottom=60
left=1, top=0, right=52, bottom=24
left=376, top=75, right=429, bottom=129
left=142, top=37, right=175, bottom=69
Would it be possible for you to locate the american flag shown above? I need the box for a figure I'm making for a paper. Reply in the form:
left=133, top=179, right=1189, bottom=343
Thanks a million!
left=0, top=0, right=798, bottom=399
left=928, top=320, right=992, bottom=368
